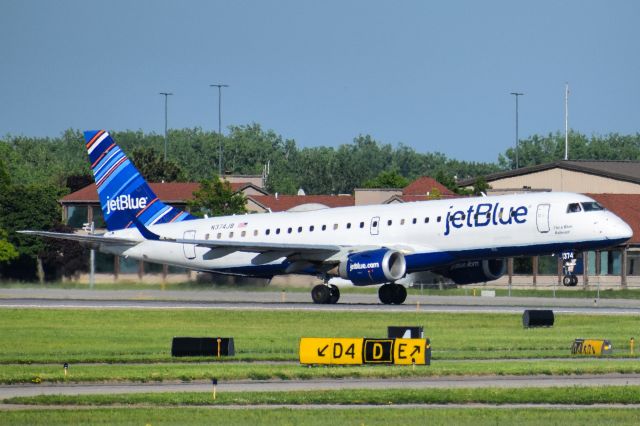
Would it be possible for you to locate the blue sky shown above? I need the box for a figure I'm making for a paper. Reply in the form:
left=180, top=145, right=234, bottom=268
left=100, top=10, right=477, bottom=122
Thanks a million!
left=1, top=1, right=638, bottom=163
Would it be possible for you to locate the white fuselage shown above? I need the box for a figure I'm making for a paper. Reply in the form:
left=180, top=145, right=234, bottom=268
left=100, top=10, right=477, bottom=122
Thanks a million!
left=100, top=192, right=632, bottom=277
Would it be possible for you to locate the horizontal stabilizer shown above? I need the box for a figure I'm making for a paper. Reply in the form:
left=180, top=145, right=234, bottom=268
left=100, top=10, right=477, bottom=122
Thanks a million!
left=17, top=230, right=141, bottom=246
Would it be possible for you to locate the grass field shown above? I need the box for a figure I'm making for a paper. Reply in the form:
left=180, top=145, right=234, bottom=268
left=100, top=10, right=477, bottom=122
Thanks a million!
left=2, top=407, right=640, bottom=426
left=7, top=386, right=640, bottom=406
left=5, top=359, right=640, bottom=384
left=0, top=308, right=638, bottom=383
left=1, top=308, right=638, bottom=363
left=2, top=306, right=639, bottom=424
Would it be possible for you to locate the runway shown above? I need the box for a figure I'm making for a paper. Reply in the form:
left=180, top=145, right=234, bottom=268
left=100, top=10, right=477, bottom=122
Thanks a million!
left=3, top=374, right=640, bottom=399
left=1, top=288, right=639, bottom=314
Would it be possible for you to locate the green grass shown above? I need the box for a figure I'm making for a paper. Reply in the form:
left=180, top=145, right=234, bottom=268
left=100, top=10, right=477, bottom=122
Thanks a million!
left=0, top=309, right=638, bottom=364
left=6, top=386, right=640, bottom=406
left=1, top=308, right=638, bottom=383
left=1, top=407, right=640, bottom=426
left=2, top=359, right=640, bottom=384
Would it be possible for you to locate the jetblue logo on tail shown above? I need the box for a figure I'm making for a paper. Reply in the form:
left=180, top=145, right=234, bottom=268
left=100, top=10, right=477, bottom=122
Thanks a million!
left=444, top=202, right=528, bottom=236
left=106, top=195, right=148, bottom=215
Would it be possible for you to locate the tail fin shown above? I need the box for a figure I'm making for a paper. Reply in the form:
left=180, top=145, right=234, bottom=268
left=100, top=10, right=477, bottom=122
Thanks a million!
left=84, top=130, right=196, bottom=231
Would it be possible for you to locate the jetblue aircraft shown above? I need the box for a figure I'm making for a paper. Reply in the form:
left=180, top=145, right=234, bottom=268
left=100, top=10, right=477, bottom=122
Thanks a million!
left=21, top=130, right=633, bottom=304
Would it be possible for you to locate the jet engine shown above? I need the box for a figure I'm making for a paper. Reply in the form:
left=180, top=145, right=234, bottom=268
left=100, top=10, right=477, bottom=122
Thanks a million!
left=338, top=248, right=407, bottom=285
left=444, top=259, right=507, bottom=285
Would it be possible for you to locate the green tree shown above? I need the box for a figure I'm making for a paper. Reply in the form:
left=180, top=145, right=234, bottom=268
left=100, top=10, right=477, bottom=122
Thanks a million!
left=0, top=158, right=10, bottom=188
left=38, top=222, right=88, bottom=280
left=187, top=176, right=247, bottom=217
left=471, top=177, right=491, bottom=196
left=0, top=229, right=18, bottom=263
left=434, top=170, right=458, bottom=192
left=428, top=187, right=442, bottom=200
left=363, top=170, right=410, bottom=188
left=130, top=147, right=185, bottom=182
left=498, top=131, right=640, bottom=168
left=0, top=183, right=64, bottom=281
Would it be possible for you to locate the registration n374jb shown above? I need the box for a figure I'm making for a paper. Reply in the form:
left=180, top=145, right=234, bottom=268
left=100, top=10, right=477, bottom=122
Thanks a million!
left=21, top=131, right=633, bottom=304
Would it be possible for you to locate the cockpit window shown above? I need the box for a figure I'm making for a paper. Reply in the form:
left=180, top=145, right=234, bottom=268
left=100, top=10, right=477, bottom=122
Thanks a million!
left=566, top=203, right=582, bottom=213
left=581, top=201, right=604, bottom=212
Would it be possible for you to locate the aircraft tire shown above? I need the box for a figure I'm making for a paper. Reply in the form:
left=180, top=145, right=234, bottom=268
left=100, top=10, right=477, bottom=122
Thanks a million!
left=329, top=285, right=340, bottom=304
left=311, top=284, right=331, bottom=304
left=378, top=285, right=393, bottom=304
left=562, top=275, right=572, bottom=286
left=571, top=275, right=579, bottom=286
left=392, top=284, right=407, bottom=305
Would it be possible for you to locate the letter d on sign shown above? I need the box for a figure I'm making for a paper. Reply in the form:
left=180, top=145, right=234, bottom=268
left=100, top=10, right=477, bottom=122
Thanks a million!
left=363, top=338, right=394, bottom=364
left=373, top=343, right=383, bottom=359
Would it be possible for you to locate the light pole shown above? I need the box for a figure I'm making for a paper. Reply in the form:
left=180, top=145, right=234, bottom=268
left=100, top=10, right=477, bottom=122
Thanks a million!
left=564, top=83, right=569, bottom=160
left=510, top=92, right=524, bottom=169
left=159, top=92, right=173, bottom=162
left=210, top=84, right=229, bottom=176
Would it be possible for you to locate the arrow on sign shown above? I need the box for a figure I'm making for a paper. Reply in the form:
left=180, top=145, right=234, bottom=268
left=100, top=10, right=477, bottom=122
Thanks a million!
left=410, top=346, right=421, bottom=357
left=317, top=345, right=329, bottom=357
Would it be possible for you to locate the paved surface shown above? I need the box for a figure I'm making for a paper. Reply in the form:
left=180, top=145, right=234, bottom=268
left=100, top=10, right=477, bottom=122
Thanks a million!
left=1, top=288, right=639, bottom=314
left=2, top=374, right=640, bottom=399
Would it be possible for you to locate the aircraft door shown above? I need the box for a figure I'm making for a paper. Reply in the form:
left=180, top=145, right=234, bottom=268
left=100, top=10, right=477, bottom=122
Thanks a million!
left=370, top=216, right=380, bottom=236
left=536, top=204, right=550, bottom=233
left=183, top=230, right=197, bottom=259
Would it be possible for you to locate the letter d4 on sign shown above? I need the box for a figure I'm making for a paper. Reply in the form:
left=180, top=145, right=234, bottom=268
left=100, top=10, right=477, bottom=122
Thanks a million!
left=299, top=337, right=363, bottom=365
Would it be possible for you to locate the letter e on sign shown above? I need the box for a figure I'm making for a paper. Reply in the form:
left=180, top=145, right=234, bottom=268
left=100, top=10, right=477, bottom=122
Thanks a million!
left=393, top=338, right=427, bottom=365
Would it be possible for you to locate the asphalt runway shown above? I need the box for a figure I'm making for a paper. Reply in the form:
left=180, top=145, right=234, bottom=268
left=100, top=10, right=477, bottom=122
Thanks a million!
left=1, top=288, right=639, bottom=314
left=3, top=374, right=640, bottom=399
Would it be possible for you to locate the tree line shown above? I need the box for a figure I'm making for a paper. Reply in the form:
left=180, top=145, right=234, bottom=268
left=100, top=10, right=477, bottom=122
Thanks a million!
left=1, top=124, right=639, bottom=281
left=0, top=125, right=503, bottom=195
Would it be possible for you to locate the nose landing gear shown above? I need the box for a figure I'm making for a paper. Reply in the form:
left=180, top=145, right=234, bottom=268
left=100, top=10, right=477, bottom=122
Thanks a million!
left=562, top=274, right=578, bottom=286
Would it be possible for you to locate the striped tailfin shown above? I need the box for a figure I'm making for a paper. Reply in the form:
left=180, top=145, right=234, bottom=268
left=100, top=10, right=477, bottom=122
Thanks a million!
left=84, top=130, right=196, bottom=231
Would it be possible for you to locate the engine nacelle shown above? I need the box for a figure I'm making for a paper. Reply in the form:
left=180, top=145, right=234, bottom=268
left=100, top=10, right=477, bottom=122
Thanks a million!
left=338, top=248, right=407, bottom=286
left=445, top=259, right=506, bottom=285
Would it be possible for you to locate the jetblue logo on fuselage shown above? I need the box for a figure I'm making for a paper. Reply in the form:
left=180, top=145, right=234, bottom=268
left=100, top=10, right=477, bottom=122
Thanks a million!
left=105, top=195, right=148, bottom=215
left=349, top=261, right=380, bottom=272
left=444, top=202, right=528, bottom=236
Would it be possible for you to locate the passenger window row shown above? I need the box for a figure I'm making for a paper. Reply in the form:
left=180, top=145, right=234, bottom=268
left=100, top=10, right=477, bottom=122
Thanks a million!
left=203, top=215, right=441, bottom=240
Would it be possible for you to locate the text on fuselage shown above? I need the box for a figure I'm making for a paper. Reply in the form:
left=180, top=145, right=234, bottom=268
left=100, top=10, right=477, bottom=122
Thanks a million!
left=105, top=195, right=148, bottom=215
left=444, top=203, right=528, bottom=236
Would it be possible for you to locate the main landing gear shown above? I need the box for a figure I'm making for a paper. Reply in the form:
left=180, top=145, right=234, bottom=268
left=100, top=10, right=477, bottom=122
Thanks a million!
left=562, top=274, right=579, bottom=286
left=311, top=284, right=340, bottom=304
left=310, top=282, right=407, bottom=305
left=378, top=283, right=407, bottom=305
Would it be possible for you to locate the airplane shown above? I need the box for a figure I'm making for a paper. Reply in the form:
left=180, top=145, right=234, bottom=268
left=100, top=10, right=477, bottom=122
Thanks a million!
left=20, top=130, right=633, bottom=305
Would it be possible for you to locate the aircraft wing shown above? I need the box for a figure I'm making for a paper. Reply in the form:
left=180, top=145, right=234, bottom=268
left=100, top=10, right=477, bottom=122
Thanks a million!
left=17, top=229, right=344, bottom=255
left=174, top=238, right=342, bottom=254
left=17, top=230, right=141, bottom=246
